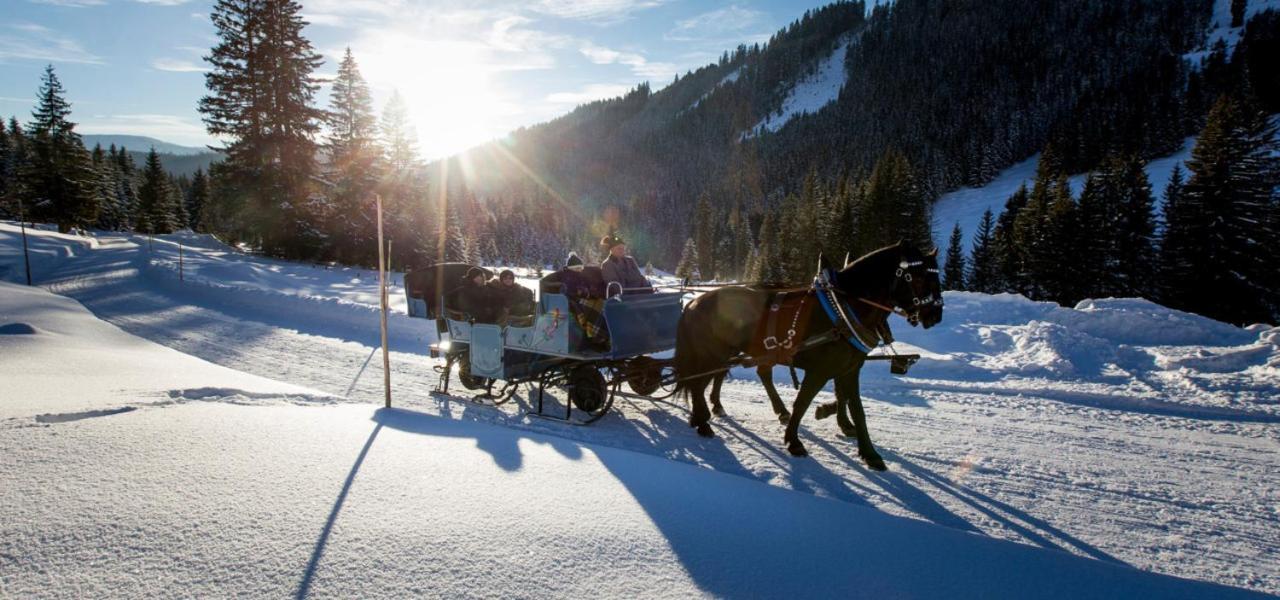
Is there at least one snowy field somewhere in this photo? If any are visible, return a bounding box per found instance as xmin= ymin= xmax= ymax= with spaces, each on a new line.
xmin=2 ymin=221 xmax=1279 ymax=597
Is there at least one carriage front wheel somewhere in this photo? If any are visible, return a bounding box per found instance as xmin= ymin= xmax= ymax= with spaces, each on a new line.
xmin=568 ymin=365 xmax=607 ymax=413
xmin=456 ymin=351 xmax=491 ymax=391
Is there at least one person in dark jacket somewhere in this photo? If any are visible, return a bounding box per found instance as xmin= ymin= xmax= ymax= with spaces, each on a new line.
xmin=599 ymin=234 xmax=652 ymax=295
xmin=487 ymin=269 xmax=535 ymax=318
xmin=456 ymin=267 xmax=498 ymax=323
xmin=557 ymin=252 xmax=609 ymax=350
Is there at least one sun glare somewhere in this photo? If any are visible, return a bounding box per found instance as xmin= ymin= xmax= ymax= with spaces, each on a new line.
xmin=356 ymin=34 xmax=522 ymax=160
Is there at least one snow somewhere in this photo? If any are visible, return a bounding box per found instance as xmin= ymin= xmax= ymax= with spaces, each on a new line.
xmin=746 ymin=34 xmax=855 ymax=136
xmin=1186 ymin=0 xmax=1280 ymax=64
xmin=4 ymin=222 xmax=1280 ymax=596
xmin=932 ymin=137 xmax=1196 ymax=254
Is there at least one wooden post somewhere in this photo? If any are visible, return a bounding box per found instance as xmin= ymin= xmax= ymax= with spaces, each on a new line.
xmin=18 ymin=197 xmax=32 ymax=286
xmin=376 ymin=193 xmax=391 ymax=408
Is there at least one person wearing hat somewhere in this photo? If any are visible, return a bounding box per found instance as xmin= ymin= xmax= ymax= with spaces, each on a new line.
xmin=457 ymin=266 xmax=498 ymax=323
xmin=487 ymin=268 xmax=535 ymax=318
xmin=556 ymin=252 xmax=609 ymax=350
xmin=600 ymin=234 xmax=652 ymax=295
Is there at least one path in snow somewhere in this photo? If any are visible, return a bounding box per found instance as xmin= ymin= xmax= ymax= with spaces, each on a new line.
xmin=3 ymin=223 xmax=1278 ymax=595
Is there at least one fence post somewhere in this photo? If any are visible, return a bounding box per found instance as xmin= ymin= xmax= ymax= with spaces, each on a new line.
xmin=376 ymin=193 xmax=391 ymax=408
xmin=18 ymin=197 xmax=32 ymax=286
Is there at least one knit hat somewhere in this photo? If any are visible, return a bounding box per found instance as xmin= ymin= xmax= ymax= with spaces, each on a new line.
xmin=499 ymin=269 xmax=515 ymax=280
xmin=600 ymin=234 xmax=625 ymax=252
xmin=464 ymin=266 xmax=486 ymax=282
xmin=566 ymin=252 xmax=584 ymax=271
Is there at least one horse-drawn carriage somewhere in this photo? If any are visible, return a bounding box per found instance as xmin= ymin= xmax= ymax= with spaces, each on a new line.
xmin=404 ymin=243 xmax=942 ymax=470
xmin=404 ymin=263 xmax=683 ymax=424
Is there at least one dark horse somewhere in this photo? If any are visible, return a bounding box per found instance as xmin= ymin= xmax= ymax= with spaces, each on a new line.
xmin=672 ymin=242 xmax=943 ymax=470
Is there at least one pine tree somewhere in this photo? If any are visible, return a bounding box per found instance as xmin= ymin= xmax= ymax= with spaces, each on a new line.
xmin=692 ymin=192 xmax=716 ymax=279
xmin=188 ymin=168 xmax=210 ymax=232
xmin=942 ymin=222 xmax=967 ymax=290
xmin=326 ymin=47 xmax=381 ymax=264
xmin=1074 ymin=170 xmax=1114 ymax=299
xmin=676 ymin=238 xmax=700 ymax=281
xmin=1113 ymin=155 xmax=1158 ymax=298
xmin=381 ymin=90 xmax=419 ymax=173
xmin=169 ymin=178 xmax=189 ymax=230
xmin=992 ymin=184 xmax=1028 ymax=293
xmin=858 ymin=149 xmax=931 ymax=254
xmin=968 ymin=208 xmax=998 ymax=293
xmin=1158 ymin=165 xmax=1191 ymax=303
xmin=21 ymin=65 xmax=97 ymax=232
xmin=1166 ymin=95 xmax=1279 ymax=324
xmin=137 ymin=148 xmax=175 ymax=234
xmin=199 ymin=0 xmax=326 ymax=256
xmin=1039 ymin=180 xmax=1081 ymax=304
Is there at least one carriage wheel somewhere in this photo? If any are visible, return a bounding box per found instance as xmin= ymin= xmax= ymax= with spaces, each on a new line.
xmin=625 ymin=356 xmax=663 ymax=396
xmin=457 ymin=351 xmax=490 ymax=391
xmin=568 ymin=365 xmax=607 ymax=413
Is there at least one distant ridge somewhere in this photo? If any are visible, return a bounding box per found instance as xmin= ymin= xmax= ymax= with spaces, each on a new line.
xmin=81 ymin=134 xmax=210 ymax=156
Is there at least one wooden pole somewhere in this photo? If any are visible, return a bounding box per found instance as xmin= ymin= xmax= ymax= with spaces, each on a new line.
xmin=18 ymin=197 xmax=32 ymax=286
xmin=376 ymin=193 xmax=391 ymax=408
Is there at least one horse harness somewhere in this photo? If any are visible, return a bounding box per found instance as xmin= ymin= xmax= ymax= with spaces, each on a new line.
xmin=748 ymin=268 xmax=888 ymax=368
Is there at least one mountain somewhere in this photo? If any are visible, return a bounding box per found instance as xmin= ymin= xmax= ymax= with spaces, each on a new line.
xmin=432 ymin=0 xmax=1221 ymax=267
xmin=81 ymin=135 xmax=210 ymax=156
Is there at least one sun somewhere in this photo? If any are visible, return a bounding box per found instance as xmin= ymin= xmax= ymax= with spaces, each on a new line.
xmin=355 ymin=34 xmax=518 ymax=160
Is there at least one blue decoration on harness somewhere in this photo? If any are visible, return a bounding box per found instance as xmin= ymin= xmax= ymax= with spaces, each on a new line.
xmin=814 ymin=268 xmax=876 ymax=354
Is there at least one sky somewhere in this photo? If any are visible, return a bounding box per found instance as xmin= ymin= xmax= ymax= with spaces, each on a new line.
xmin=0 ymin=0 xmax=835 ymax=160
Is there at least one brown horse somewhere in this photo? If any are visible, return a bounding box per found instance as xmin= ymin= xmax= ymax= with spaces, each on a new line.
xmin=672 ymin=242 xmax=943 ymax=469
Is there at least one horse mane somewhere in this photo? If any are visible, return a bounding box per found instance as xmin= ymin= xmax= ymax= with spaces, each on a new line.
xmin=837 ymin=243 xmax=903 ymax=292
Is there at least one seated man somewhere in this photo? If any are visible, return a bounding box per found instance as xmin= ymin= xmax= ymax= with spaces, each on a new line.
xmin=455 ymin=267 xmax=499 ymax=323
xmin=599 ymin=234 xmax=653 ymax=296
xmin=487 ymin=269 xmax=536 ymax=320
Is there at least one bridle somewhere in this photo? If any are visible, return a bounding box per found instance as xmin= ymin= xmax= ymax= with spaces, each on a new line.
xmin=854 ymin=257 xmax=943 ymax=326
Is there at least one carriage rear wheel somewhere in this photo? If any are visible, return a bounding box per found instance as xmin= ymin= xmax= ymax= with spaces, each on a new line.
xmin=625 ymin=356 xmax=663 ymax=396
xmin=457 ymin=351 xmax=490 ymax=390
xmin=568 ymin=365 xmax=607 ymax=413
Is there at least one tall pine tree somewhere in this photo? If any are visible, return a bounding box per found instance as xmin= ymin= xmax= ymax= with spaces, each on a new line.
xmin=968 ymin=208 xmax=998 ymax=293
xmin=943 ymin=222 xmax=967 ymax=290
xmin=21 ymin=65 xmax=97 ymax=232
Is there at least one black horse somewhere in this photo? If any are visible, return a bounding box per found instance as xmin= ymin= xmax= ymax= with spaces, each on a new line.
xmin=672 ymin=242 xmax=943 ymax=469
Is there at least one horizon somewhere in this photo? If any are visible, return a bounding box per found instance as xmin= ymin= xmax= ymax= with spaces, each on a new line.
xmin=0 ymin=0 xmax=836 ymax=161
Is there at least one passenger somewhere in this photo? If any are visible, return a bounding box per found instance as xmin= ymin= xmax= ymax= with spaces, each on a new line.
xmin=456 ymin=267 xmax=498 ymax=323
xmin=557 ymin=252 xmax=609 ymax=350
xmin=599 ymin=234 xmax=653 ymax=296
xmin=487 ymin=269 xmax=535 ymax=318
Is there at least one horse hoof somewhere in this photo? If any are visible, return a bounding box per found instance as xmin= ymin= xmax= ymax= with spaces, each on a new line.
xmin=712 ymin=405 xmax=726 ymax=417
xmin=786 ymin=440 xmax=809 ymax=457
xmin=776 ymin=411 xmax=791 ymax=425
xmin=696 ymin=423 xmax=715 ymax=438
xmin=814 ymin=403 xmax=835 ymax=420
xmin=861 ymin=453 xmax=887 ymax=471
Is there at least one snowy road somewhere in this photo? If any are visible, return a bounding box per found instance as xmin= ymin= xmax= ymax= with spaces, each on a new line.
xmin=4 ymin=224 xmax=1278 ymax=595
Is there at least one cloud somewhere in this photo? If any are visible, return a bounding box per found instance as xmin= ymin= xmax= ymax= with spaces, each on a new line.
xmin=28 ymin=0 xmax=105 ymax=7
xmin=0 ymin=23 xmax=103 ymax=64
xmin=667 ymin=5 xmax=765 ymax=42
xmin=134 ymin=0 xmax=194 ymax=5
xmin=152 ymin=58 xmax=208 ymax=73
xmin=578 ymin=42 xmax=676 ymax=80
xmin=529 ymin=0 xmax=667 ymax=23
xmin=79 ymin=113 xmax=211 ymax=146
xmin=545 ymin=83 xmax=632 ymax=105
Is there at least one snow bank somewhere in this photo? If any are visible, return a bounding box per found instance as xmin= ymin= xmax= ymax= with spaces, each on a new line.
xmin=747 ymin=34 xmax=855 ymax=136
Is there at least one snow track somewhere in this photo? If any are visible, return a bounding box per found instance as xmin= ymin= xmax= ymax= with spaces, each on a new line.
xmin=4 ymin=223 xmax=1278 ymax=595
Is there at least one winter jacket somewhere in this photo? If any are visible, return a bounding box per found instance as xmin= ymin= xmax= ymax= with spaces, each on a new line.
xmin=487 ymin=280 xmax=536 ymax=316
xmin=556 ymin=267 xmax=606 ymax=299
xmin=601 ymin=255 xmax=652 ymax=294
xmin=456 ymin=280 xmax=499 ymax=323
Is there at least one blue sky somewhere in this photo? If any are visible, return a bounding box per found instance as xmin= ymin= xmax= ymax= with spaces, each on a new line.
xmin=0 ymin=0 xmax=834 ymax=159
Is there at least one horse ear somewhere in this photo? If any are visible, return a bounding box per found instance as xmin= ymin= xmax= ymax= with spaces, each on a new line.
xmin=896 ymin=238 xmax=904 ymax=248
xmin=817 ymin=252 xmax=834 ymax=272
xmin=842 ymin=252 xmax=851 ymax=268
xmin=927 ymin=247 xmax=939 ymax=258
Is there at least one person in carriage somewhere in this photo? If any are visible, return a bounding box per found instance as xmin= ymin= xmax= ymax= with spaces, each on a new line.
xmin=487 ymin=268 xmax=536 ymax=322
xmin=599 ymin=234 xmax=652 ymax=296
xmin=456 ymin=267 xmax=500 ymax=324
xmin=554 ymin=252 xmax=610 ymax=350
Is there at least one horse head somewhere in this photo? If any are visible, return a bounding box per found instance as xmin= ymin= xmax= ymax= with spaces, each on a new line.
xmin=890 ymin=242 xmax=944 ymax=328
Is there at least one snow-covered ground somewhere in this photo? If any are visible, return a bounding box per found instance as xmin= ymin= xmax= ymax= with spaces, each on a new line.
xmin=3 ymin=222 xmax=1279 ymax=596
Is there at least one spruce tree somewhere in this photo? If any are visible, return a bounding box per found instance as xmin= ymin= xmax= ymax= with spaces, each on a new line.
xmin=858 ymin=149 xmax=931 ymax=254
xmin=326 ymin=47 xmax=381 ymax=264
xmin=943 ymin=222 xmax=967 ymax=290
xmin=199 ymin=0 xmax=325 ymax=256
xmin=1113 ymin=155 xmax=1158 ymax=298
xmin=21 ymin=65 xmax=97 ymax=232
xmin=381 ymin=90 xmax=419 ymax=173
xmin=692 ymin=192 xmax=716 ymax=280
xmin=968 ymin=208 xmax=998 ymax=293
xmin=675 ymin=238 xmax=700 ymax=281
xmin=1074 ymin=170 xmax=1114 ymax=299
xmin=992 ymin=184 xmax=1029 ymax=293
xmin=1039 ymin=180 xmax=1081 ymax=305
xmin=188 ymin=168 xmax=210 ymax=232
xmin=1158 ymin=165 xmax=1191 ymax=304
xmin=138 ymin=149 xmax=175 ymax=234
xmin=1168 ymin=95 xmax=1279 ymax=324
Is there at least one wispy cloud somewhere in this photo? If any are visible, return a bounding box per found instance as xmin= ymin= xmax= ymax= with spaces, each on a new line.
xmin=667 ymin=5 xmax=765 ymax=42
xmin=28 ymin=0 xmax=105 ymax=7
xmin=579 ymin=41 xmax=676 ymax=80
xmin=546 ymin=83 xmax=632 ymax=105
xmin=134 ymin=0 xmax=194 ymax=5
xmin=152 ymin=57 xmax=207 ymax=73
xmin=0 ymin=23 xmax=103 ymax=64
xmin=530 ymin=0 xmax=667 ymax=24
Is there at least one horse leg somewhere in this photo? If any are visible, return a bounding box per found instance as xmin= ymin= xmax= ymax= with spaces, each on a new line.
xmin=836 ymin=366 xmax=885 ymax=471
xmin=710 ymin=372 xmax=726 ymax=416
xmin=782 ymin=373 xmax=828 ymax=457
xmin=687 ymin=376 xmax=715 ymax=438
xmin=832 ymin=373 xmax=859 ymax=440
xmin=758 ymin=366 xmax=791 ymax=424
xmin=814 ymin=399 xmax=839 ymax=421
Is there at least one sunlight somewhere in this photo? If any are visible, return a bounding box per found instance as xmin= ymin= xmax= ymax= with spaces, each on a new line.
xmin=355 ymin=34 xmax=524 ymax=160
